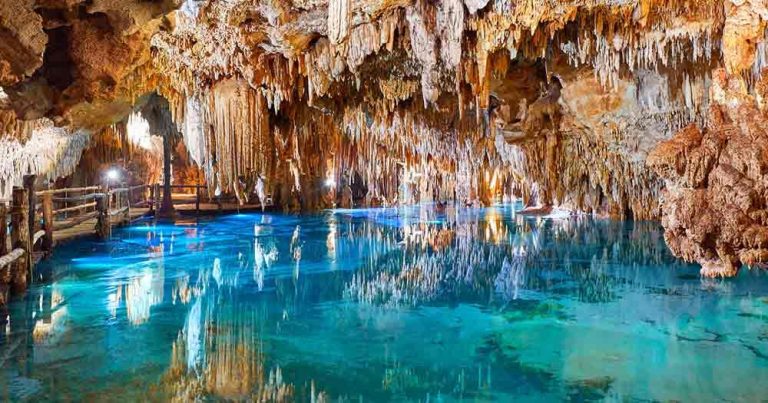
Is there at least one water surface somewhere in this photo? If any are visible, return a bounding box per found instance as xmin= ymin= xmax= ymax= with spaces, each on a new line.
xmin=1 ymin=204 xmax=767 ymax=401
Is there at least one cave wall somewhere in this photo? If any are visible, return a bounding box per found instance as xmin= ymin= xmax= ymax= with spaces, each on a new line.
xmin=1 ymin=0 xmax=768 ymax=275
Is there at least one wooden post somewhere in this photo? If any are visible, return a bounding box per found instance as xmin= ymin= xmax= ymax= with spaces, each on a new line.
xmin=153 ymin=183 xmax=160 ymax=214
xmin=196 ymin=185 xmax=201 ymax=216
xmin=96 ymin=188 xmax=111 ymax=239
xmin=0 ymin=204 xmax=8 ymax=257
xmin=42 ymin=193 xmax=53 ymax=253
xmin=11 ymin=187 xmax=31 ymax=292
xmin=126 ymin=187 xmax=132 ymax=224
xmin=23 ymin=175 xmax=36 ymax=245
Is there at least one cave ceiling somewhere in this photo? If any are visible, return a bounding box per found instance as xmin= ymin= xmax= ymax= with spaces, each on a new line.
xmin=2 ymin=0 xmax=768 ymax=276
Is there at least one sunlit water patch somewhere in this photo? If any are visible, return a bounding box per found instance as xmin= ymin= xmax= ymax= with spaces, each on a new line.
xmin=1 ymin=204 xmax=767 ymax=401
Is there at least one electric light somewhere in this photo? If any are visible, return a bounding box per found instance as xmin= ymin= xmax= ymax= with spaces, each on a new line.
xmin=107 ymin=168 xmax=120 ymax=181
xmin=325 ymin=177 xmax=336 ymax=188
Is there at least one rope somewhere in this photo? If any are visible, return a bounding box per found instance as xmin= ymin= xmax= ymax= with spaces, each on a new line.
xmin=33 ymin=230 xmax=45 ymax=244
xmin=0 ymin=248 xmax=25 ymax=270
xmin=109 ymin=206 xmax=129 ymax=217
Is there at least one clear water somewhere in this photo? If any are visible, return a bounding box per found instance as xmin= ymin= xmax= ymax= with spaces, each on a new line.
xmin=1 ymin=204 xmax=767 ymax=401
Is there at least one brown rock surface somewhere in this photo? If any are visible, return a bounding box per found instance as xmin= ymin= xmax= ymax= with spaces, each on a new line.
xmin=2 ymin=1 xmax=768 ymax=274
xmin=649 ymin=71 xmax=768 ymax=276
xmin=0 ymin=0 xmax=47 ymax=86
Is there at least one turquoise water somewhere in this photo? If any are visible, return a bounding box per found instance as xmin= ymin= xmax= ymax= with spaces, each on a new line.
xmin=1 ymin=204 xmax=767 ymax=401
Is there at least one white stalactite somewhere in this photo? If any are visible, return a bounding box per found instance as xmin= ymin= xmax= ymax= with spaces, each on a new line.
xmin=328 ymin=0 xmax=351 ymax=45
xmin=0 ymin=120 xmax=90 ymax=199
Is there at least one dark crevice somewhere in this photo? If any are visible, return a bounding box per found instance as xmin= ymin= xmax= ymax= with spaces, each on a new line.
xmin=40 ymin=25 xmax=74 ymax=92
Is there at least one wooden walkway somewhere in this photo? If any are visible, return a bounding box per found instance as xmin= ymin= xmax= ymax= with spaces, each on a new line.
xmin=53 ymin=207 xmax=151 ymax=243
xmin=51 ymin=202 xmax=268 ymax=244
xmin=2 ymin=180 xmax=271 ymax=306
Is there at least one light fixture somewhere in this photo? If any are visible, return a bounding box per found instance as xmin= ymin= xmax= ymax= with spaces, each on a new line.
xmin=325 ymin=177 xmax=336 ymax=188
xmin=107 ymin=168 xmax=120 ymax=181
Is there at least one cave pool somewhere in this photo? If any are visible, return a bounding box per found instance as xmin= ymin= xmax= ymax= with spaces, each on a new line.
xmin=1 ymin=203 xmax=767 ymax=401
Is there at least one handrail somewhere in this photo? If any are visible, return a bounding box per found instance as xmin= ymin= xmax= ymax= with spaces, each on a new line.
xmin=110 ymin=184 xmax=152 ymax=194
xmin=0 ymin=248 xmax=24 ymax=270
xmin=53 ymin=202 xmax=97 ymax=215
xmin=36 ymin=186 xmax=100 ymax=196
xmin=8 ymin=182 xmax=201 ymax=251
xmin=53 ymin=193 xmax=103 ymax=203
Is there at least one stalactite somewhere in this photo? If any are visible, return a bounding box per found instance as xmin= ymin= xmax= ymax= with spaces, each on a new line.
xmin=328 ymin=0 xmax=351 ymax=44
xmin=406 ymin=7 xmax=440 ymax=106
xmin=0 ymin=120 xmax=90 ymax=198
xmin=203 ymin=79 xmax=272 ymax=199
xmin=7 ymin=0 xmax=768 ymax=272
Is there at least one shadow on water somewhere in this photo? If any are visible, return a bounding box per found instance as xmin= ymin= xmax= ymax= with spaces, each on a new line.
xmin=1 ymin=204 xmax=767 ymax=401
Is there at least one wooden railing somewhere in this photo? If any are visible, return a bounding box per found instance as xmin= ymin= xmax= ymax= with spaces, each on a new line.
xmin=0 ymin=177 xmax=282 ymax=306
xmin=1 ymin=178 xmax=257 ymax=304
xmin=1 ymin=178 xmax=38 ymax=303
xmin=168 ymin=184 xmax=204 ymax=214
xmin=0 ymin=176 xmax=160 ymax=303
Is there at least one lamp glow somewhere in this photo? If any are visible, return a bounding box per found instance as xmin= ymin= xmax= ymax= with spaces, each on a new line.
xmin=107 ymin=168 xmax=120 ymax=181
xmin=324 ymin=178 xmax=336 ymax=188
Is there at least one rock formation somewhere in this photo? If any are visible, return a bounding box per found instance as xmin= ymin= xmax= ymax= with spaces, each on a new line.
xmin=648 ymin=70 xmax=768 ymax=277
xmin=1 ymin=0 xmax=768 ymax=276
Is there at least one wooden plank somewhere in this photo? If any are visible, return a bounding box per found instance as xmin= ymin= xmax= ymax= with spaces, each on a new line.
xmin=53 ymin=207 xmax=149 ymax=243
xmin=53 ymin=211 xmax=99 ymax=231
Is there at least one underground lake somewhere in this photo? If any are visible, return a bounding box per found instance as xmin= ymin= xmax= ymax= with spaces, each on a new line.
xmin=1 ymin=204 xmax=767 ymax=401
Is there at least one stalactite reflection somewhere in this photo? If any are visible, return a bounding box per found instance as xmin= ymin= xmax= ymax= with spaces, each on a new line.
xmin=5 ymin=205 xmax=748 ymax=401
xmin=160 ymin=301 xmax=332 ymax=402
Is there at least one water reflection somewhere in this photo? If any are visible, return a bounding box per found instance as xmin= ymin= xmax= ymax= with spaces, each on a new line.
xmin=0 ymin=204 xmax=767 ymax=401
xmin=162 ymin=304 xmax=324 ymax=402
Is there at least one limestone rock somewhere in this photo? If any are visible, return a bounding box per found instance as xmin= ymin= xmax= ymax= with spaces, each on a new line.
xmin=2 ymin=0 xmax=768 ymax=275
xmin=649 ymin=72 xmax=768 ymax=276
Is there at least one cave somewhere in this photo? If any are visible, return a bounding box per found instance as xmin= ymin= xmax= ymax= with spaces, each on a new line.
xmin=1 ymin=0 xmax=768 ymax=400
